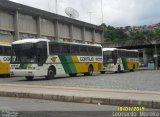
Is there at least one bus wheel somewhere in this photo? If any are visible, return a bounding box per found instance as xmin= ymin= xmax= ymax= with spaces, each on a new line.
xmin=46 ymin=67 xmax=56 ymax=80
xmin=69 ymin=73 xmax=77 ymax=77
xmin=25 ymin=76 xmax=34 ymax=81
xmin=130 ymin=64 xmax=135 ymax=72
xmin=100 ymin=71 xmax=105 ymax=74
xmin=84 ymin=65 xmax=93 ymax=76
xmin=117 ymin=65 xmax=121 ymax=73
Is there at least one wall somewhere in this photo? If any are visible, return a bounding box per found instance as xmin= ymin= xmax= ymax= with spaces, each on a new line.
xmin=0 ymin=4 xmax=103 ymax=44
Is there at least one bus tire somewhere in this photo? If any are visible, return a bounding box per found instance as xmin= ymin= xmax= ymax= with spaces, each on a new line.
xmin=117 ymin=65 xmax=121 ymax=73
xmin=46 ymin=66 xmax=56 ymax=80
xmin=69 ymin=73 xmax=77 ymax=77
xmin=100 ymin=71 xmax=105 ymax=74
xmin=25 ymin=76 xmax=34 ymax=81
xmin=84 ymin=65 xmax=93 ymax=76
xmin=130 ymin=64 xmax=135 ymax=72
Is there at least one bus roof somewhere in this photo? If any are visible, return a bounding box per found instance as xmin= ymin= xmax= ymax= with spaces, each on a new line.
xmin=102 ymin=48 xmax=117 ymax=51
xmin=12 ymin=38 xmax=102 ymax=47
xmin=125 ymin=49 xmax=138 ymax=52
xmin=0 ymin=42 xmax=11 ymax=46
xmin=50 ymin=41 xmax=102 ymax=47
xmin=103 ymin=48 xmax=138 ymax=52
xmin=12 ymin=38 xmax=49 ymax=44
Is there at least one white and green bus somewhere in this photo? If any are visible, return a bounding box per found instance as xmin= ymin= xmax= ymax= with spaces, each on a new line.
xmin=101 ymin=48 xmax=139 ymax=73
xmin=10 ymin=38 xmax=103 ymax=80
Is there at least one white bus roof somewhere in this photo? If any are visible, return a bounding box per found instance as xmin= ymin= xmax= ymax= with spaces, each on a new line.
xmin=125 ymin=49 xmax=138 ymax=52
xmin=103 ymin=48 xmax=138 ymax=52
xmin=12 ymin=38 xmax=102 ymax=47
xmin=102 ymin=48 xmax=117 ymax=51
xmin=60 ymin=41 xmax=102 ymax=47
xmin=0 ymin=42 xmax=11 ymax=46
xmin=12 ymin=38 xmax=49 ymax=44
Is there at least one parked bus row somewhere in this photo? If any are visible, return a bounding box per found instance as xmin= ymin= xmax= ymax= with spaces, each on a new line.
xmin=0 ymin=39 xmax=140 ymax=80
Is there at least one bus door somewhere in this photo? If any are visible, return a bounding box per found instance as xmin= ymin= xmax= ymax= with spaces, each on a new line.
xmin=36 ymin=42 xmax=47 ymax=66
xmin=112 ymin=50 xmax=118 ymax=65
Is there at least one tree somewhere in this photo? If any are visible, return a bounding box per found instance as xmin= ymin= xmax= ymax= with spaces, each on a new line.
xmin=102 ymin=23 xmax=160 ymax=43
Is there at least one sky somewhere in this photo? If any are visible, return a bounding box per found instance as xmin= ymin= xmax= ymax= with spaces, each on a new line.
xmin=10 ymin=0 xmax=160 ymax=27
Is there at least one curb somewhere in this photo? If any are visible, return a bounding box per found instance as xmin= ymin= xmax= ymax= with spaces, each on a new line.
xmin=0 ymin=91 xmax=159 ymax=109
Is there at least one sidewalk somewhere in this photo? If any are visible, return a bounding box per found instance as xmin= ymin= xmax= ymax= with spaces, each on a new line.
xmin=137 ymin=67 xmax=154 ymax=70
xmin=0 ymin=84 xmax=160 ymax=109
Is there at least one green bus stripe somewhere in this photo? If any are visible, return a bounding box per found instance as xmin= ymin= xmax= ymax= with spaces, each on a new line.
xmin=65 ymin=56 xmax=77 ymax=73
xmin=59 ymin=55 xmax=70 ymax=73
xmin=58 ymin=55 xmax=77 ymax=74
xmin=20 ymin=64 xmax=27 ymax=69
xmin=121 ymin=58 xmax=128 ymax=70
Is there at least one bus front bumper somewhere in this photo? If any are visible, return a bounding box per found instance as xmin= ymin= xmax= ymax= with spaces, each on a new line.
xmin=102 ymin=67 xmax=115 ymax=72
xmin=10 ymin=70 xmax=37 ymax=77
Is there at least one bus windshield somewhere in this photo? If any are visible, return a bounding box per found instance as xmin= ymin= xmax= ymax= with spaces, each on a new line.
xmin=103 ymin=51 xmax=113 ymax=63
xmin=103 ymin=50 xmax=117 ymax=64
xmin=11 ymin=43 xmax=36 ymax=63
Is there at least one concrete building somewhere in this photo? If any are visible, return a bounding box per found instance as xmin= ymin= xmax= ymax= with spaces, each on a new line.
xmin=0 ymin=0 xmax=103 ymax=44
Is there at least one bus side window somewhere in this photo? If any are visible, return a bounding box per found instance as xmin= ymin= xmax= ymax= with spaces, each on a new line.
xmin=49 ymin=43 xmax=60 ymax=55
xmin=4 ymin=46 xmax=11 ymax=56
xmin=80 ymin=46 xmax=87 ymax=56
xmin=36 ymin=42 xmax=47 ymax=66
xmin=117 ymin=50 xmax=121 ymax=57
xmin=88 ymin=46 xmax=95 ymax=56
xmin=61 ymin=44 xmax=70 ymax=54
xmin=94 ymin=47 xmax=102 ymax=56
xmin=70 ymin=45 xmax=79 ymax=55
xmin=98 ymin=47 xmax=102 ymax=56
xmin=128 ymin=51 xmax=131 ymax=58
xmin=126 ymin=51 xmax=129 ymax=58
xmin=0 ymin=46 xmax=3 ymax=55
xmin=119 ymin=50 xmax=125 ymax=58
xmin=122 ymin=50 xmax=126 ymax=57
xmin=130 ymin=52 xmax=134 ymax=58
xmin=112 ymin=50 xmax=118 ymax=65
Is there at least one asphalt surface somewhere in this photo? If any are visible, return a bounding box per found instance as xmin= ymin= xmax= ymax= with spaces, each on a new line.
xmin=0 ymin=70 xmax=160 ymax=91
xmin=0 ymin=97 xmax=159 ymax=111
xmin=0 ymin=97 xmax=117 ymax=111
xmin=0 ymin=97 xmax=159 ymax=117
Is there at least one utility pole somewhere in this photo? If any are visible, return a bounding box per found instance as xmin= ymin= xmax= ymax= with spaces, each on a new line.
xmin=101 ymin=0 xmax=104 ymax=24
xmin=88 ymin=12 xmax=94 ymax=23
xmin=101 ymin=0 xmax=105 ymax=43
xmin=55 ymin=0 xmax=58 ymax=14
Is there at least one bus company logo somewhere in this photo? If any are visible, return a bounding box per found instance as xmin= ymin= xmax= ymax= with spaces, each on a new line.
xmin=3 ymin=57 xmax=10 ymax=62
xmin=95 ymin=57 xmax=102 ymax=61
xmin=80 ymin=57 xmax=94 ymax=62
xmin=51 ymin=57 xmax=57 ymax=63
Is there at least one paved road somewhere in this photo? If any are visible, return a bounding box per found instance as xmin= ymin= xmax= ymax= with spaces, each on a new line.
xmin=0 ymin=97 xmax=159 ymax=111
xmin=0 ymin=70 xmax=160 ymax=91
xmin=0 ymin=97 xmax=159 ymax=117
xmin=0 ymin=97 xmax=117 ymax=111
